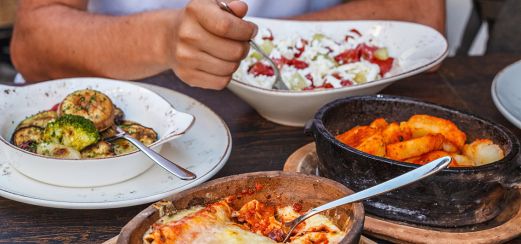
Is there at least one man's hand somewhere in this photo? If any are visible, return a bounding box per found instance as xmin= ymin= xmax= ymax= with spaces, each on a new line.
xmin=11 ymin=0 xmax=256 ymax=89
xmin=169 ymin=0 xmax=257 ymax=89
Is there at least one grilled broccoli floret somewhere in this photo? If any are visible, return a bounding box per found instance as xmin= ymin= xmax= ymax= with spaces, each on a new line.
xmin=43 ymin=114 xmax=100 ymax=151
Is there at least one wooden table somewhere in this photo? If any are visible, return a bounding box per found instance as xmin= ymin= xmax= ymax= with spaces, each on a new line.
xmin=1 ymin=54 xmax=520 ymax=242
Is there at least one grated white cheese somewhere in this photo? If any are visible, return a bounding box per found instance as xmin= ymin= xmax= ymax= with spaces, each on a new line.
xmin=233 ymin=28 xmax=394 ymax=91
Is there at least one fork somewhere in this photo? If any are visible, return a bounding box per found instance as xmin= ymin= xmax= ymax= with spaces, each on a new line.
xmin=110 ymin=126 xmax=197 ymax=180
xmin=282 ymin=156 xmax=452 ymax=242
xmin=217 ymin=1 xmax=289 ymax=90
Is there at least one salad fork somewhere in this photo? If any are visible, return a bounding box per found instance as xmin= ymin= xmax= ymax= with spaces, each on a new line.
xmin=217 ymin=1 xmax=289 ymax=90
xmin=282 ymin=156 xmax=452 ymax=242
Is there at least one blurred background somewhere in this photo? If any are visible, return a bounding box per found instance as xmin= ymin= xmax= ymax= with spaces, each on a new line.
xmin=0 ymin=0 xmax=514 ymax=84
xmin=0 ymin=0 xmax=16 ymax=84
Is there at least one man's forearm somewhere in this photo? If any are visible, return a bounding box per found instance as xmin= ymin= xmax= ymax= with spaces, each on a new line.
xmin=11 ymin=4 xmax=176 ymax=82
xmin=293 ymin=0 xmax=445 ymax=34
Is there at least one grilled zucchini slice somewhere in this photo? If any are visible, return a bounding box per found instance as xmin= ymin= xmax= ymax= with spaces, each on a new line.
xmin=16 ymin=110 xmax=57 ymax=129
xmin=36 ymin=142 xmax=81 ymax=159
xmin=81 ymin=141 xmax=115 ymax=159
xmin=11 ymin=126 xmax=43 ymax=153
xmin=112 ymin=121 xmax=158 ymax=155
xmin=114 ymin=106 xmax=125 ymax=125
xmin=119 ymin=121 xmax=158 ymax=146
xmin=58 ymin=89 xmax=115 ymax=131
xmin=113 ymin=139 xmax=136 ymax=155
xmin=100 ymin=126 xmax=117 ymax=140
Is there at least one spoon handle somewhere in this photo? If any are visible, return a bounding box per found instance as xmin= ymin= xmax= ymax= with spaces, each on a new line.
xmin=294 ymin=156 xmax=451 ymax=226
xmin=120 ymin=131 xmax=196 ymax=180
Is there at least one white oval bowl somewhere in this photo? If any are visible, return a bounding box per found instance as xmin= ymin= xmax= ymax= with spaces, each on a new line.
xmin=228 ymin=18 xmax=448 ymax=127
xmin=0 ymin=78 xmax=194 ymax=187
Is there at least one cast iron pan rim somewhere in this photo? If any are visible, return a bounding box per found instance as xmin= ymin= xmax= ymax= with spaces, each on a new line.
xmin=313 ymin=94 xmax=520 ymax=173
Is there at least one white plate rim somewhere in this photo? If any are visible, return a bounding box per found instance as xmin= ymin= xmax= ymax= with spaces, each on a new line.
xmin=491 ymin=59 xmax=521 ymax=129
xmin=0 ymin=84 xmax=232 ymax=209
xmin=231 ymin=19 xmax=449 ymax=95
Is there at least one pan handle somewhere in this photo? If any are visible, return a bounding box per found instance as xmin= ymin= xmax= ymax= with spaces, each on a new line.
xmin=500 ymin=155 xmax=521 ymax=189
xmin=303 ymin=120 xmax=314 ymax=136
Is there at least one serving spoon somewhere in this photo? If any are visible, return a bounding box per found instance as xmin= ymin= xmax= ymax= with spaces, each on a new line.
xmin=217 ymin=1 xmax=289 ymax=90
xmin=282 ymin=156 xmax=452 ymax=242
xmin=109 ymin=126 xmax=197 ymax=180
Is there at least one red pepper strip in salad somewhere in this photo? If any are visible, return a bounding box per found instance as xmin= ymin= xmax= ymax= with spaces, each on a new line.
xmin=248 ymin=62 xmax=274 ymax=77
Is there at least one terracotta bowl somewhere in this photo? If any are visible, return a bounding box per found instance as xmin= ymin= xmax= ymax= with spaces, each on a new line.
xmin=310 ymin=95 xmax=521 ymax=227
xmin=117 ymin=171 xmax=365 ymax=244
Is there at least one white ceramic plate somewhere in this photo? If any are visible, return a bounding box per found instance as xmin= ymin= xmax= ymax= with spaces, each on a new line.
xmin=0 ymin=84 xmax=231 ymax=209
xmin=228 ymin=18 xmax=448 ymax=126
xmin=492 ymin=59 xmax=521 ymax=130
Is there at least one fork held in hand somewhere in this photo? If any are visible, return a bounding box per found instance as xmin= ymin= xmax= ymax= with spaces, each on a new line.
xmin=217 ymin=1 xmax=289 ymax=90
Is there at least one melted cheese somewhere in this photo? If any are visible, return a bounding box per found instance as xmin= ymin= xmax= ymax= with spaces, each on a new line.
xmin=233 ymin=28 xmax=386 ymax=91
xmin=277 ymin=206 xmax=345 ymax=243
xmin=144 ymin=200 xmax=345 ymax=244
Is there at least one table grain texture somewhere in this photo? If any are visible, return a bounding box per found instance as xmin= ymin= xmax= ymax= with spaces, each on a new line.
xmin=1 ymin=54 xmax=520 ymax=243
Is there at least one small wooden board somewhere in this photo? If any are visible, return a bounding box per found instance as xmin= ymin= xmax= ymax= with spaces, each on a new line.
xmin=285 ymin=142 xmax=521 ymax=244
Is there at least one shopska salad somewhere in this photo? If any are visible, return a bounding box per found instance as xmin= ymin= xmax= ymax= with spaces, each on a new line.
xmin=233 ymin=28 xmax=395 ymax=91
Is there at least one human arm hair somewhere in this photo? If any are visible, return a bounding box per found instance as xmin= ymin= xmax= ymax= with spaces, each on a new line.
xmin=293 ymin=0 xmax=445 ymax=34
xmin=11 ymin=0 xmax=256 ymax=89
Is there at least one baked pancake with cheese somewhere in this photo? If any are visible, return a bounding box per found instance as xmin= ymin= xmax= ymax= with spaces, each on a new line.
xmin=144 ymin=197 xmax=345 ymax=244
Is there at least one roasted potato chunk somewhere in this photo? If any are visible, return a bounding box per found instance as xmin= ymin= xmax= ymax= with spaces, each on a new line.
xmin=386 ymin=134 xmax=444 ymax=161
xmin=406 ymin=151 xmax=474 ymax=167
xmin=382 ymin=122 xmax=412 ymax=144
xmin=442 ymin=141 xmax=459 ymax=153
xmin=463 ymin=139 xmax=504 ymax=166
xmin=355 ymin=133 xmax=386 ymax=157
xmin=336 ymin=126 xmax=378 ymax=147
xmin=405 ymin=114 xmax=466 ymax=149
xmin=369 ymin=118 xmax=389 ymax=130
xmin=404 ymin=150 xmax=450 ymax=165
xmin=450 ymin=153 xmax=474 ymax=167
